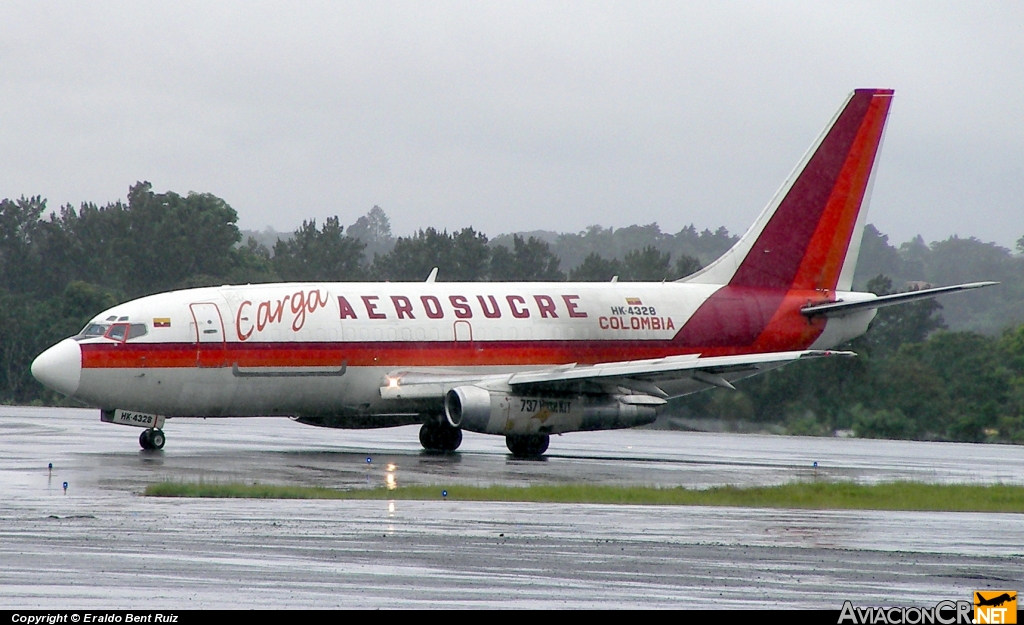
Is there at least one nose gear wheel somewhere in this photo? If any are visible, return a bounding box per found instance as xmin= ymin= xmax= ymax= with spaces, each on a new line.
xmin=139 ymin=428 xmax=165 ymax=450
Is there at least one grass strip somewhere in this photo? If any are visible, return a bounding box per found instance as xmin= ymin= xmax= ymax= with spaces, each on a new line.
xmin=144 ymin=481 xmax=1024 ymax=513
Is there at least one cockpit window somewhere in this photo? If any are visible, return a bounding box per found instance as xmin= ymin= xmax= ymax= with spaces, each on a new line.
xmin=101 ymin=322 xmax=148 ymax=342
xmin=75 ymin=323 xmax=110 ymax=341
xmin=105 ymin=323 xmax=129 ymax=341
xmin=76 ymin=319 xmax=146 ymax=342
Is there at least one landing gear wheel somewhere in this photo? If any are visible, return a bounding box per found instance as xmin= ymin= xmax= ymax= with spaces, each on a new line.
xmin=139 ymin=428 xmax=165 ymax=450
xmin=506 ymin=434 xmax=549 ymax=458
xmin=419 ymin=422 xmax=463 ymax=452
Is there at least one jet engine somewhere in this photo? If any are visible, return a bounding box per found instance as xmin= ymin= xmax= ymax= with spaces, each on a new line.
xmin=443 ymin=385 xmax=659 ymax=436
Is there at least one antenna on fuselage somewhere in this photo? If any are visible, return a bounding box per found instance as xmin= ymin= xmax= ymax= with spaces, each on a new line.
xmin=425 ymin=267 xmax=438 ymax=283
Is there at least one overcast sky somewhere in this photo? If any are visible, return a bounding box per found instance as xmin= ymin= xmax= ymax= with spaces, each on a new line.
xmin=2 ymin=2 xmax=1022 ymax=248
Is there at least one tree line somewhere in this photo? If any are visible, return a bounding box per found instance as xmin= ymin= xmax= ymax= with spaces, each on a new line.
xmin=266 ymin=207 xmax=711 ymax=284
xmin=2 ymin=183 xmax=1023 ymax=443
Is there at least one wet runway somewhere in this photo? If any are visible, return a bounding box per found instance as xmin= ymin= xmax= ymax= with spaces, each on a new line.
xmin=2 ymin=406 xmax=1022 ymax=608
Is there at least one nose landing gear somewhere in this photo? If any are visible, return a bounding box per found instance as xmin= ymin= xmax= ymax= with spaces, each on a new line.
xmin=139 ymin=428 xmax=166 ymax=451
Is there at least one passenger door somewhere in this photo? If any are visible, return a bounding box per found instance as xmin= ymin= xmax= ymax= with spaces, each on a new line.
xmin=189 ymin=303 xmax=227 ymax=368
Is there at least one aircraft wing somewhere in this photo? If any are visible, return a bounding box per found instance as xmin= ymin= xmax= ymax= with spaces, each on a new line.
xmin=381 ymin=349 xmax=853 ymax=401
xmin=506 ymin=349 xmax=852 ymax=393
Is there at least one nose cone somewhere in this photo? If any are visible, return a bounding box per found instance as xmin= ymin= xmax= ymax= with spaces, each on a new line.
xmin=31 ymin=338 xmax=82 ymax=396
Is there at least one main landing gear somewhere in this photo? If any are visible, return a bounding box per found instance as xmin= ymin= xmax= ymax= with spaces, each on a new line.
xmin=419 ymin=421 xmax=463 ymax=453
xmin=139 ymin=428 xmax=165 ymax=451
xmin=506 ymin=434 xmax=549 ymax=458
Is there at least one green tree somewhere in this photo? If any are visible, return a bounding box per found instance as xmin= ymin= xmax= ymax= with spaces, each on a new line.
xmin=228 ymin=237 xmax=279 ymax=284
xmin=117 ymin=183 xmax=242 ymax=295
xmin=0 ymin=291 xmax=54 ymax=402
xmin=922 ymin=235 xmax=1022 ymax=334
xmin=347 ymin=205 xmax=394 ymax=260
xmin=57 ymin=281 xmax=119 ymax=332
xmin=851 ymin=406 xmax=915 ymax=439
xmin=915 ymin=332 xmax=1008 ymax=441
xmin=998 ymin=324 xmax=1024 ymax=442
xmin=40 ymin=201 xmax=126 ymax=294
xmin=674 ymin=254 xmax=702 ymax=279
xmin=490 ymin=235 xmax=565 ymax=281
xmin=671 ymin=225 xmax=737 ymax=265
xmin=541 ymin=222 xmax=733 ymax=275
xmin=567 ymin=249 xmax=699 ymax=281
xmin=857 ymin=275 xmax=945 ymax=358
xmin=851 ymin=224 xmax=906 ymax=288
xmin=620 ymin=246 xmax=672 ymax=281
xmin=447 ymin=227 xmax=491 ymax=281
xmin=898 ymin=234 xmax=930 ymax=280
xmin=273 ymin=217 xmax=366 ymax=282
xmin=0 ymin=196 xmax=46 ymax=295
xmin=372 ymin=227 xmax=488 ymax=282
xmin=569 ymin=253 xmax=621 ymax=281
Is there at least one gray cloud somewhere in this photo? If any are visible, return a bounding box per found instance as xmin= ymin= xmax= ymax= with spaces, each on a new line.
xmin=2 ymin=1 xmax=1021 ymax=247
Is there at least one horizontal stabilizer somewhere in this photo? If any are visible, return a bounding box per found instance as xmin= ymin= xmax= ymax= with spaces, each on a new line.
xmin=800 ymin=282 xmax=998 ymax=318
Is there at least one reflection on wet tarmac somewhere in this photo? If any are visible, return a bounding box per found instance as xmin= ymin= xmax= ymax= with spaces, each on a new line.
xmin=1 ymin=406 xmax=1022 ymax=608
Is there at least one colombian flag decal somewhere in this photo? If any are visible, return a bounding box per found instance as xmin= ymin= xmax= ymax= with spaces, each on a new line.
xmin=626 ymin=297 xmax=643 ymax=306
xmin=153 ymin=318 xmax=171 ymax=328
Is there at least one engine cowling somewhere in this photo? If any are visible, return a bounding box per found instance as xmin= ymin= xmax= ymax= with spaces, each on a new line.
xmin=444 ymin=385 xmax=659 ymax=435
xmin=443 ymin=385 xmax=492 ymax=429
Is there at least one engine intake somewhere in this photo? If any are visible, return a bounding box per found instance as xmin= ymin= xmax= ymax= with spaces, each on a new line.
xmin=444 ymin=385 xmax=492 ymax=430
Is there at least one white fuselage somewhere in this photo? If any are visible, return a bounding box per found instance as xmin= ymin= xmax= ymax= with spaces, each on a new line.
xmin=38 ymin=281 xmax=875 ymax=421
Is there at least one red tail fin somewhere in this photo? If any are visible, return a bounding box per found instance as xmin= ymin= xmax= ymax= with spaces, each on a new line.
xmin=684 ymin=89 xmax=893 ymax=291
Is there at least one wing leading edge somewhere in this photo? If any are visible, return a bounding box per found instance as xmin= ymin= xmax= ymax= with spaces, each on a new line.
xmin=380 ymin=349 xmax=854 ymax=401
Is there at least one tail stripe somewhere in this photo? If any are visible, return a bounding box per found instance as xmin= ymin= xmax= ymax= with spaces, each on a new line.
xmin=673 ymin=89 xmax=894 ymax=350
xmin=730 ymin=89 xmax=892 ymax=290
xmin=791 ymin=92 xmax=892 ymax=291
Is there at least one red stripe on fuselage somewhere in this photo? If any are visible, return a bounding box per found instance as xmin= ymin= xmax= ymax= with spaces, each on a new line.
xmin=672 ymin=287 xmax=830 ymax=349
xmin=82 ymin=340 xmax=708 ymax=369
xmin=81 ymin=288 xmax=834 ymax=369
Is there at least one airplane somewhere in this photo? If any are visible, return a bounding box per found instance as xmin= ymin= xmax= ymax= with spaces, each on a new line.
xmin=30 ymin=88 xmax=995 ymax=457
